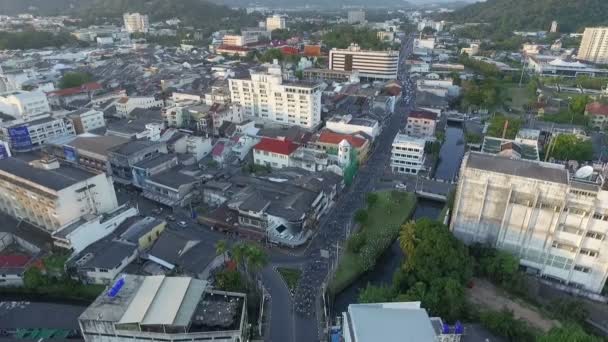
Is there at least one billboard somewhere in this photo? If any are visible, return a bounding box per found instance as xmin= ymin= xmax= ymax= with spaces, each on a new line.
xmin=63 ymin=145 xmax=78 ymax=163
xmin=8 ymin=125 xmax=32 ymax=151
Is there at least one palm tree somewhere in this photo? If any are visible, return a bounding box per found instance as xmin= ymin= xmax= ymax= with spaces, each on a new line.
xmin=215 ymin=240 xmax=228 ymax=265
xmin=398 ymin=220 xmax=418 ymax=266
xmin=245 ymin=244 xmax=268 ymax=279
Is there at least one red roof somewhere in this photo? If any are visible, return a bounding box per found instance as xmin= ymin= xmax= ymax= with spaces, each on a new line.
xmin=303 ymin=45 xmax=321 ymax=57
xmin=586 ymin=102 xmax=608 ymax=116
xmin=212 ymin=142 xmax=225 ymax=157
xmin=281 ymin=46 xmax=299 ymax=56
xmin=408 ymin=110 xmax=438 ymax=121
xmin=47 ymin=82 xmax=102 ymax=97
xmin=0 ymin=254 xmax=32 ymax=268
xmin=318 ymin=130 xmax=367 ymax=148
xmin=254 ymin=137 xmax=298 ymax=155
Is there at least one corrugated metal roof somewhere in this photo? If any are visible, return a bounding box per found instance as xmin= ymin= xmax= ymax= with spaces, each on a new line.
xmin=118 ymin=275 xmax=164 ymax=324
xmin=141 ymin=277 xmax=191 ymax=325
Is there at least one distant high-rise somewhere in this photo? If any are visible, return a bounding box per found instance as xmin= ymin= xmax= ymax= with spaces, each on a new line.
xmin=347 ymin=10 xmax=365 ymax=24
xmin=578 ymin=27 xmax=608 ymax=65
xmin=123 ymin=12 xmax=149 ymax=33
xmin=550 ymin=20 xmax=559 ymax=33
xmin=329 ymin=43 xmax=400 ymax=81
xmin=265 ymin=14 xmax=286 ymax=32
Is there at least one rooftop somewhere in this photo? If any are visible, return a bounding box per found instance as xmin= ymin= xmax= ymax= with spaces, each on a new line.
xmin=66 ymin=135 xmax=129 ymax=157
xmin=74 ymin=239 xmax=137 ymax=270
xmin=466 ymin=152 xmax=568 ymax=184
xmin=408 ymin=110 xmax=438 ymax=121
xmin=133 ymin=153 xmax=177 ymax=169
xmin=318 ymin=130 xmax=367 ymax=148
xmin=0 ymin=157 xmax=97 ymax=192
xmin=586 ymin=102 xmax=608 ymax=116
xmin=109 ymin=140 xmax=163 ymax=156
xmin=147 ymin=168 xmax=198 ymax=189
xmin=119 ymin=216 xmax=165 ymax=243
xmin=254 ymin=137 xmax=299 ymax=155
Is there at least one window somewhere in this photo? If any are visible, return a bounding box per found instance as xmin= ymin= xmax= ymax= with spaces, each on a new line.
xmin=580 ymin=249 xmax=599 ymax=258
xmin=573 ymin=265 xmax=591 ymax=273
xmin=586 ymin=231 xmax=605 ymax=240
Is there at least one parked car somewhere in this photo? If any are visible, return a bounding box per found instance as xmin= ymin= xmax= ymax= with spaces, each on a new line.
xmin=177 ymin=221 xmax=188 ymax=228
xmin=395 ymin=183 xmax=407 ymax=190
xmin=166 ymin=215 xmax=176 ymax=222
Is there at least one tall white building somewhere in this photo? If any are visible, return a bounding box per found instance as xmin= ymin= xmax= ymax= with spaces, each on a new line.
xmin=0 ymin=157 xmax=118 ymax=232
xmin=266 ymin=14 xmax=286 ymax=32
xmin=578 ymin=27 xmax=608 ymax=65
xmin=0 ymin=90 xmax=50 ymax=121
xmin=123 ymin=12 xmax=149 ymax=33
xmin=347 ymin=10 xmax=365 ymax=24
xmin=329 ymin=43 xmax=400 ymax=81
xmin=68 ymin=108 xmax=106 ymax=134
xmin=390 ymin=134 xmax=426 ymax=175
xmin=550 ymin=20 xmax=559 ymax=33
xmin=229 ymin=62 xmax=323 ymax=128
xmin=451 ymin=152 xmax=608 ymax=294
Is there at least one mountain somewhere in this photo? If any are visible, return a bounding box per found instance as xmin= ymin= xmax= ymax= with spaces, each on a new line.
xmin=444 ymin=0 xmax=608 ymax=33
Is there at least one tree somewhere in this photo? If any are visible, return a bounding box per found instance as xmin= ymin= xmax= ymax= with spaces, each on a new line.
xmin=347 ymin=232 xmax=366 ymax=253
xmin=480 ymin=309 xmax=536 ymax=342
xmin=59 ymin=71 xmax=92 ymax=89
xmin=548 ymin=134 xmax=593 ymax=162
xmin=366 ymin=193 xmax=378 ymax=207
xmin=538 ymin=323 xmax=601 ymax=342
xmin=23 ymin=267 xmax=46 ymax=288
xmin=271 ymin=29 xmax=291 ymax=40
xmin=215 ymin=269 xmax=246 ymax=292
xmin=354 ymin=209 xmax=368 ymax=225
xmin=322 ymin=25 xmax=389 ymax=50
xmin=259 ymin=48 xmax=284 ymax=63
xmin=215 ymin=239 xmax=228 ymax=265
xmin=358 ymin=284 xmax=394 ymax=303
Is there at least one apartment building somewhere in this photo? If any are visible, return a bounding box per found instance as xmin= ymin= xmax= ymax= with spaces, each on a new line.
xmin=266 ymin=14 xmax=286 ymax=32
xmin=1 ymin=115 xmax=75 ymax=152
xmin=451 ymin=152 xmax=608 ymax=294
xmin=229 ymin=63 xmax=322 ymax=129
xmin=123 ymin=12 xmax=149 ymax=33
xmin=390 ymin=134 xmax=426 ymax=175
xmin=67 ymin=108 xmax=105 ymax=134
xmin=329 ymin=43 xmax=400 ymax=80
xmin=577 ymin=27 xmax=608 ymax=65
xmin=405 ymin=110 xmax=437 ymax=138
xmin=0 ymin=157 xmax=118 ymax=232
xmin=347 ymin=10 xmax=365 ymax=24
xmin=0 ymin=90 xmax=50 ymax=121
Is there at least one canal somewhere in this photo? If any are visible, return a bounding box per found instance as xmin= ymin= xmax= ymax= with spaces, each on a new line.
xmin=332 ymin=123 xmax=466 ymax=314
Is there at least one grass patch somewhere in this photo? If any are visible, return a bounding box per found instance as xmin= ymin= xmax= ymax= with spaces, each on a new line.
xmin=277 ymin=267 xmax=301 ymax=293
xmin=328 ymin=191 xmax=416 ymax=295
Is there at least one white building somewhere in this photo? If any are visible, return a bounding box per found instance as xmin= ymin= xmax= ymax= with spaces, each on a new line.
xmin=527 ymin=55 xmax=608 ymax=78
xmin=1 ymin=114 xmax=76 ymax=152
xmin=0 ymin=157 xmax=118 ymax=232
xmin=578 ymin=27 xmax=608 ymax=65
xmin=68 ymin=108 xmax=106 ymax=134
xmin=414 ymin=38 xmax=436 ymax=50
xmin=406 ymin=110 xmax=438 ymax=138
xmin=115 ymin=96 xmax=163 ymax=117
xmin=253 ymin=137 xmax=299 ymax=169
xmin=550 ymin=20 xmax=559 ymax=33
xmin=326 ymin=115 xmax=380 ymax=140
xmin=347 ymin=10 xmax=365 ymax=24
xmin=222 ymin=34 xmax=247 ymax=47
xmin=417 ymin=19 xmax=445 ymax=32
xmin=329 ymin=43 xmax=400 ymax=81
xmin=229 ymin=62 xmax=323 ymax=129
xmin=0 ymin=90 xmax=50 ymax=121
xmin=390 ymin=134 xmax=426 ymax=175
xmin=266 ymin=14 xmax=286 ymax=32
xmin=342 ymin=301 xmax=461 ymax=342
xmin=79 ymin=275 xmax=247 ymax=342
xmin=123 ymin=12 xmax=149 ymax=33
xmin=460 ymin=43 xmax=479 ymax=56
xmin=451 ymin=152 xmax=608 ymax=295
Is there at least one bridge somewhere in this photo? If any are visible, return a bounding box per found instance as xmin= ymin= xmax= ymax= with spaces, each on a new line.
xmin=379 ymin=175 xmax=456 ymax=203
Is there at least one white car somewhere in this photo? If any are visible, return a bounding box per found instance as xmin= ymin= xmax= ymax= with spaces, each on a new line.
xmin=395 ymin=183 xmax=407 ymax=190
xmin=177 ymin=221 xmax=188 ymax=228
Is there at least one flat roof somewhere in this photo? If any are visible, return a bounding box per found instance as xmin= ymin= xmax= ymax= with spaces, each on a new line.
xmin=147 ymin=168 xmax=198 ymax=189
xmin=0 ymin=158 xmax=97 ymax=191
xmin=466 ymin=152 xmax=568 ymax=184
xmin=67 ymin=135 xmax=129 ymax=157
xmin=133 ymin=153 xmax=176 ymax=169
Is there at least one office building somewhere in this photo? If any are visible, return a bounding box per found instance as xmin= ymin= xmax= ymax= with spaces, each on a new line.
xmin=340 ymin=301 xmax=462 ymax=342
xmin=0 ymin=90 xmax=50 ymax=121
xmin=0 ymin=157 xmax=118 ymax=232
xmin=67 ymin=108 xmax=106 ymax=134
xmin=266 ymin=14 xmax=286 ymax=32
xmin=405 ymin=110 xmax=437 ymax=138
xmin=390 ymin=134 xmax=426 ymax=175
xmin=229 ymin=62 xmax=323 ymax=129
xmin=451 ymin=152 xmax=608 ymax=294
xmin=79 ymin=275 xmax=247 ymax=342
xmin=1 ymin=114 xmax=75 ymax=152
xmin=347 ymin=10 xmax=365 ymax=24
xmin=578 ymin=27 xmax=608 ymax=65
xmin=123 ymin=13 xmax=149 ymax=33
xmin=329 ymin=43 xmax=400 ymax=81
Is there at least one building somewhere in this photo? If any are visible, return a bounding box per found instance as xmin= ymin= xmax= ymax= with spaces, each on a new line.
xmin=1 ymin=114 xmax=76 ymax=152
xmin=340 ymin=301 xmax=462 ymax=342
xmin=315 ymin=130 xmax=370 ymax=163
xmin=115 ymin=96 xmax=163 ymax=117
xmin=329 ymin=44 xmax=400 ymax=81
xmin=550 ymin=20 xmax=559 ymax=33
xmin=253 ymin=137 xmax=299 ymax=169
xmin=527 ymin=55 xmax=608 ymax=78
xmin=326 ymin=115 xmax=380 ymax=140
xmin=71 ymin=239 xmax=138 ymax=285
xmin=347 ymin=10 xmax=365 ymax=24
xmin=302 ymin=68 xmax=357 ymax=82
xmin=107 ymin=140 xmax=168 ymax=184
xmin=229 ymin=62 xmax=323 ymax=129
xmin=78 ymin=275 xmax=248 ymax=342
xmin=68 ymin=108 xmax=105 ymax=134
xmin=0 ymin=157 xmax=118 ymax=232
xmin=216 ymin=45 xmax=250 ymax=57
xmin=417 ymin=19 xmax=445 ymax=32
xmin=46 ymin=135 xmax=130 ymax=175
xmin=460 ymin=43 xmax=479 ymax=56
xmin=266 ymin=14 xmax=286 ymax=32
xmin=222 ymin=34 xmax=248 ymax=47
xmin=405 ymin=110 xmax=437 ymax=138
xmin=390 ymin=134 xmax=426 ymax=175
xmin=143 ymin=168 xmax=200 ymax=207
xmin=46 ymin=82 xmax=103 ymax=108
xmin=123 ymin=12 xmax=149 ymax=33
xmin=585 ymin=102 xmax=608 ymax=129
xmin=578 ymin=27 xmax=608 ymax=65
xmin=0 ymin=90 xmax=50 ymax=121
xmin=451 ymin=152 xmax=608 ymax=294
xmin=132 ymin=153 xmax=179 ymax=188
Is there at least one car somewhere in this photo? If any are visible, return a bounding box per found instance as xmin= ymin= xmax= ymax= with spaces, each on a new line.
xmin=177 ymin=221 xmax=188 ymax=228
xmin=166 ymin=215 xmax=176 ymax=222
xmin=395 ymin=183 xmax=407 ymax=190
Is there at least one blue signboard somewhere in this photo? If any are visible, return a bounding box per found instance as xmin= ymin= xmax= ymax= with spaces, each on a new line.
xmin=0 ymin=143 xmax=8 ymax=160
xmin=63 ymin=145 xmax=78 ymax=163
xmin=8 ymin=125 xmax=32 ymax=151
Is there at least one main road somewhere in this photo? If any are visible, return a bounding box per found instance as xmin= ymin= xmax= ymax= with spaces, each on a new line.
xmin=262 ymin=36 xmax=416 ymax=342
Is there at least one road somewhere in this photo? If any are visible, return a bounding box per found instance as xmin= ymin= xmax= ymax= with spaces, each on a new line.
xmin=262 ymin=36 xmax=417 ymax=342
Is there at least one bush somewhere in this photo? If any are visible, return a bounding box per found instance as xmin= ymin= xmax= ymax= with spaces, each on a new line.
xmin=347 ymin=232 xmax=366 ymax=253
xmin=480 ymin=309 xmax=536 ymax=342
xmin=354 ymin=209 xmax=368 ymax=224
